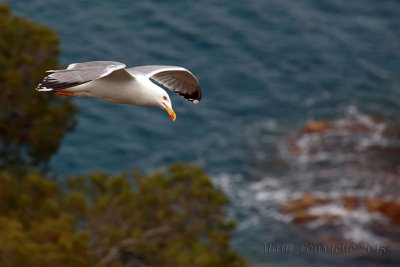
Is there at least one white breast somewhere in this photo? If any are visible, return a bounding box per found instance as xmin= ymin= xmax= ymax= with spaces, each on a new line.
xmin=66 ymin=73 xmax=163 ymax=107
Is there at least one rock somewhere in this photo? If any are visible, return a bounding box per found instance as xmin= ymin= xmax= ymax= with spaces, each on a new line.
xmin=303 ymin=121 xmax=331 ymax=133
xmin=381 ymin=202 xmax=400 ymax=226
xmin=282 ymin=193 xmax=332 ymax=213
xmin=370 ymin=116 xmax=387 ymax=124
xmin=342 ymin=196 xmax=359 ymax=210
xmin=286 ymin=138 xmax=302 ymax=155
xmin=284 ymin=194 xmax=400 ymax=228
xmin=321 ymin=213 xmax=340 ymax=222
xmin=365 ymin=198 xmax=383 ymax=212
xmin=366 ymin=198 xmax=400 ymax=226
xmin=292 ymin=211 xmax=319 ymax=224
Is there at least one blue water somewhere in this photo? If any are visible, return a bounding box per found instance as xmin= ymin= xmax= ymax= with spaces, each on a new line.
xmin=6 ymin=0 xmax=400 ymax=265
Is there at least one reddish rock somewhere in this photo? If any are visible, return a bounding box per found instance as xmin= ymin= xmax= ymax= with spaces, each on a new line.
xmin=366 ymin=198 xmax=400 ymax=226
xmin=292 ymin=211 xmax=319 ymax=224
xmin=341 ymin=196 xmax=359 ymax=210
xmin=321 ymin=213 xmax=340 ymax=222
xmin=380 ymin=202 xmax=400 ymax=226
xmin=365 ymin=198 xmax=384 ymax=212
xmin=370 ymin=116 xmax=387 ymax=124
xmin=341 ymin=124 xmax=370 ymax=133
xmin=286 ymin=138 xmax=302 ymax=155
xmin=303 ymin=121 xmax=331 ymax=133
xmin=282 ymin=193 xmax=332 ymax=213
xmin=283 ymin=193 xmax=400 ymax=229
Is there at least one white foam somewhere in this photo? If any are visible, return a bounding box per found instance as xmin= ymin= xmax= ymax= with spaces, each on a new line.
xmin=344 ymin=226 xmax=387 ymax=245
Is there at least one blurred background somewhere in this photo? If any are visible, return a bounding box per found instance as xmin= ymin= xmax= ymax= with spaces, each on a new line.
xmin=3 ymin=0 xmax=400 ymax=265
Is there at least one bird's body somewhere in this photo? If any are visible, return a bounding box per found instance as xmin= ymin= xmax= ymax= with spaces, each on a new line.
xmin=36 ymin=61 xmax=202 ymax=120
xmin=64 ymin=69 xmax=161 ymax=106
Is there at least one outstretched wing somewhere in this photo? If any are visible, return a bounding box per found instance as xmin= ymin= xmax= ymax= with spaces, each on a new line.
xmin=36 ymin=61 xmax=129 ymax=91
xmin=128 ymin=65 xmax=202 ymax=103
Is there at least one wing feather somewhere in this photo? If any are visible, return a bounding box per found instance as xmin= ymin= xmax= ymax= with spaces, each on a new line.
xmin=127 ymin=65 xmax=202 ymax=103
xmin=37 ymin=61 xmax=127 ymax=91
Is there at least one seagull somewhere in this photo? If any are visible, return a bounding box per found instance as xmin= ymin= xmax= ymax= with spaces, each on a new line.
xmin=36 ymin=61 xmax=202 ymax=121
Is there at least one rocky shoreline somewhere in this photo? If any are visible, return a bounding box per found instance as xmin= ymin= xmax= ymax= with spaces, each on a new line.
xmin=282 ymin=193 xmax=400 ymax=227
xmin=278 ymin=115 xmax=400 ymax=248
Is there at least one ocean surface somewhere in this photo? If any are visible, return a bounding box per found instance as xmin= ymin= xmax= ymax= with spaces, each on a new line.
xmin=6 ymin=0 xmax=400 ymax=265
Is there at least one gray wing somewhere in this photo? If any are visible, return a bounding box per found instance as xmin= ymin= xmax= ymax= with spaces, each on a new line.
xmin=128 ymin=65 xmax=202 ymax=103
xmin=36 ymin=61 xmax=129 ymax=91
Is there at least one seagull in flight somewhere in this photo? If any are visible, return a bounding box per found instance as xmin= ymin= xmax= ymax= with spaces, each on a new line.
xmin=36 ymin=61 xmax=202 ymax=121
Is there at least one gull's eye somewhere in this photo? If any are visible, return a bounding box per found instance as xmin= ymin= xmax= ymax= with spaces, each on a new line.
xmin=163 ymin=96 xmax=168 ymax=101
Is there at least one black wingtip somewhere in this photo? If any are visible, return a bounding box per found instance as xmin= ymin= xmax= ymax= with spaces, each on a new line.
xmin=180 ymin=86 xmax=202 ymax=103
xmin=37 ymin=75 xmax=88 ymax=91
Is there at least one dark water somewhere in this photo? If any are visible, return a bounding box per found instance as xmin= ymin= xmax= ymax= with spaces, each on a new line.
xmin=6 ymin=0 xmax=400 ymax=265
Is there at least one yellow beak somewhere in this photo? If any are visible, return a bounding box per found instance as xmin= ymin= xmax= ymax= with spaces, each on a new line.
xmin=164 ymin=104 xmax=176 ymax=121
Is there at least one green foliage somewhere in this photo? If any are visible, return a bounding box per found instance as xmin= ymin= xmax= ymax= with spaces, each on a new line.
xmin=69 ymin=163 xmax=246 ymax=266
xmin=0 ymin=165 xmax=246 ymax=266
xmin=0 ymin=4 xmax=77 ymax=172
xmin=0 ymin=172 xmax=91 ymax=266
